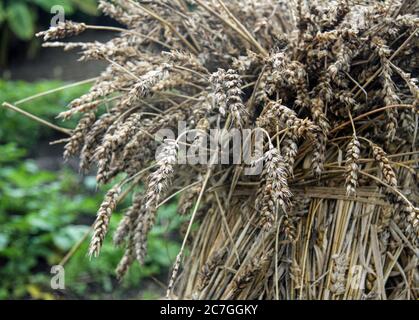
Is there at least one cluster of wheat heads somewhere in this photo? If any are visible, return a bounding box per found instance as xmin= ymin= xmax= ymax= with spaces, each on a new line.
xmin=32 ymin=0 xmax=419 ymax=299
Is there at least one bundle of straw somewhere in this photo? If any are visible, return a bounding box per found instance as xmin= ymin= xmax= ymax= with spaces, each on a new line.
xmin=4 ymin=0 xmax=418 ymax=299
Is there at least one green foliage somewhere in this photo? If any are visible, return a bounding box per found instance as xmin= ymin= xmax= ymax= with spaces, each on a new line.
xmin=0 ymin=143 xmax=93 ymax=298
xmin=0 ymin=3 xmax=5 ymax=24
xmin=0 ymin=80 xmax=183 ymax=299
xmin=0 ymin=143 xmax=182 ymax=299
xmin=0 ymin=79 xmax=91 ymax=148
xmin=64 ymin=203 xmax=183 ymax=299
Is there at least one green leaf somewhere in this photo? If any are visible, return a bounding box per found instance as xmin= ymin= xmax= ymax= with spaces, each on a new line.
xmin=6 ymin=3 xmax=35 ymax=40
xmin=0 ymin=143 xmax=26 ymax=163
xmin=0 ymin=2 xmax=5 ymax=24
xmin=0 ymin=234 xmax=9 ymax=250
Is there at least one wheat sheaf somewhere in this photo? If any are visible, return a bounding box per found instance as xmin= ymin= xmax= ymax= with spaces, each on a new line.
xmin=4 ymin=0 xmax=418 ymax=300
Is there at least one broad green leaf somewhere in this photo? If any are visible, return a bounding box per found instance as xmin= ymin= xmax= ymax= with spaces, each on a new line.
xmin=71 ymin=0 xmax=98 ymax=16
xmin=7 ymin=3 xmax=35 ymax=40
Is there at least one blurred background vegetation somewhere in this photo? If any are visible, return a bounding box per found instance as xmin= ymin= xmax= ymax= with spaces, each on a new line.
xmin=0 ymin=0 xmax=182 ymax=299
